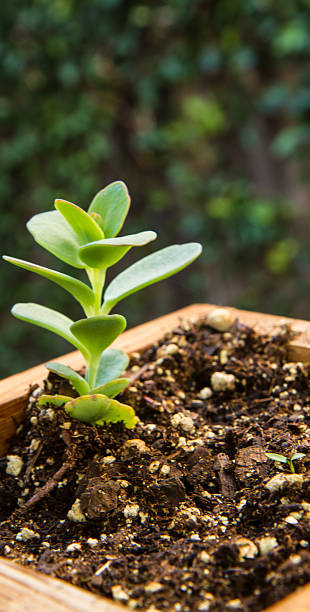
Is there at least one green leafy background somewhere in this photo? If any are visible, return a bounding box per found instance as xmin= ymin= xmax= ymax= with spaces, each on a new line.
xmin=2 ymin=0 xmax=310 ymax=376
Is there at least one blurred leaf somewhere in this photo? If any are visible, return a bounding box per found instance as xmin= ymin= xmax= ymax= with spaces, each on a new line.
xmin=272 ymin=125 xmax=310 ymax=157
xmin=265 ymin=238 xmax=299 ymax=274
xmin=274 ymin=22 xmax=310 ymax=55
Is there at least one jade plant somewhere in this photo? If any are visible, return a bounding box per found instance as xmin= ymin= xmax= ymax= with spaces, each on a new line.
xmin=3 ymin=181 xmax=202 ymax=428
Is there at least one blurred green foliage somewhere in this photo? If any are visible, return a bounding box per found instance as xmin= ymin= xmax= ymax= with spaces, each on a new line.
xmin=1 ymin=0 xmax=310 ymax=376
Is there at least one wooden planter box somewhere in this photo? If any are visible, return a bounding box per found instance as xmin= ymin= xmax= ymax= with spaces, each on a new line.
xmin=1 ymin=303 xmax=310 ymax=612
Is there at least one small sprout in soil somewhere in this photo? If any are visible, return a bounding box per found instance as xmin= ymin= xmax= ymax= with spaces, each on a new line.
xmin=4 ymin=181 xmax=202 ymax=428
xmin=265 ymin=452 xmax=306 ymax=473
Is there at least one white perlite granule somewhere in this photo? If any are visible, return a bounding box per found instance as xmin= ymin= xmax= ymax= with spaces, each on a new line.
xmin=170 ymin=412 xmax=195 ymax=433
xmin=66 ymin=542 xmax=81 ymax=552
xmin=257 ymin=536 xmax=278 ymax=555
xmin=67 ymin=499 xmax=86 ymax=522
xmin=211 ymin=372 xmax=235 ymax=392
xmin=6 ymin=455 xmax=23 ymax=476
xmin=111 ymin=585 xmax=129 ymax=602
xmin=198 ymin=387 xmax=213 ymax=400
xmin=123 ymin=504 xmax=140 ymax=518
xmin=16 ymin=528 xmax=40 ymax=542
xmin=207 ymin=308 xmax=235 ymax=332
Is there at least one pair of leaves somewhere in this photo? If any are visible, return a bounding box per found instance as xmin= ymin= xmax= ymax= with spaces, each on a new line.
xmin=11 ymin=305 xmax=126 ymax=363
xmin=46 ymin=348 xmax=129 ymax=396
xmin=38 ymin=393 xmax=137 ymax=428
xmin=8 ymin=243 xmax=202 ymax=325
xmin=266 ymin=452 xmax=305 ymax=464
xmin=27 ymin=181 xmax=132 ymax=269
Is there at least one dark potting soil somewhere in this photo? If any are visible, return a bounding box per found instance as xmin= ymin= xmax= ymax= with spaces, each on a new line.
xmin=1 ymin=314 xmax=310 ymax=612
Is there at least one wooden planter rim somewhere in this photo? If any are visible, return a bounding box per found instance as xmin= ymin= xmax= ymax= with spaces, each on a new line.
xmin=1 ymin=303 xmax=310 ymax=611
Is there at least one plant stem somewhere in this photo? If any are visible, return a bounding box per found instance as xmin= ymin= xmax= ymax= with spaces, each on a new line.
xmin=289 ymin=459 xmax=295 ymax=473
xmin=87 ymin=268 xmax=106 ymax=315
xmin=87 ymin=354 xmax=100 ymax=390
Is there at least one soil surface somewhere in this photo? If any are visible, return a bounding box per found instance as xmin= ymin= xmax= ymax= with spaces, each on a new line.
xmin=1 ymin=313 xmax=310 ymax=612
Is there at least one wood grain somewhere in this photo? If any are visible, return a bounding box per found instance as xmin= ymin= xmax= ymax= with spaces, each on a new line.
xmin=0 ymin=557 xmax=124 ymax=611
xmin=1 ymin=303 xmax=310 ymax=611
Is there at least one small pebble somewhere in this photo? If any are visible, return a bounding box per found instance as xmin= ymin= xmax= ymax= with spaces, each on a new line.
xmin=220 ymin=349 xmax=228 ymax=365
xmin=198 ymin=593 xmax=215 ymax=611
xmin=31 ymin=387 xmax=43 ymax=399
xmin=123 ymin=504 xmax=140 ymax=518
xmin=198 ymin=387 xmax=213 ymax=400
xmin=160 ymin=464 xmax=170 ymax=476
xmin=111 ymin=585 xmax=129 ymax=603
xmin=290 ymin=554 xmax=302 ymax=565
xmin=144 ymin=581 xmax=163 ymax=594
xmin=86 ymin=538 xmax=99 ymax=548
xmin=235 ymin=537 xmax=258 ymax=560
xmin=226 ymin=599 xmax=242 ymax=610
xmin=6 ymin=455 xmax=23 ymax=477
xmin=157 ymin=343 xmax=179 ymax=357
xmin=148 ymin=461 xmax=160 ymax=473
xmin=257 ymin=536 xmax=278 ymax=555
xmin=211 ymin=372 xmax=235 ymax=392
xmin=29 ymin=439 xmax=40 ymax=452
xmin=171 ymin=412 xmax=195 ymax=433
xmin=66 ymin=542 xmax=81 ymax=552
xmin=122 ymin=439 xmax=149 ymax=454
xmin=39 ymin=408 xmax=56 ymax=422
xmin=67 ymin=499 xmax=86 ymax=523
xmin=16 ymin=528 xmax=40 ymax=542
xmin=199 ymin=551 xmax=212 ymax=563
xmin=284 ymin=515 xmax=299 ymax=525
xmin=207 ymin=308 xmax=235 ymax=332
xmin=102 ymin=455 xmax=116 ymax=464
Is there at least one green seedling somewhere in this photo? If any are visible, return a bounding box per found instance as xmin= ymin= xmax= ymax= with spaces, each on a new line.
xmin=265 ymin=452 xmax=305 ymax=474
xmin=4 ymin=181 xmax=202 ymax=428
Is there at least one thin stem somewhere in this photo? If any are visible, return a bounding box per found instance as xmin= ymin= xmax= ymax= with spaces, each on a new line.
xmin=86 ymin=268 xmax=106 ymax=315
xmin=86 ymin=354 xmax=100 ymax=390
xmin=100 ymin=299 xmax=114 ymax=315
xmin=289 ymin=459 xmax=295 ymax=473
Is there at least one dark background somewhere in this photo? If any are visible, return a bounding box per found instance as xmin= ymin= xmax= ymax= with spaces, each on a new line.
xmin=1 ymin=0 xmax=310 ymax=377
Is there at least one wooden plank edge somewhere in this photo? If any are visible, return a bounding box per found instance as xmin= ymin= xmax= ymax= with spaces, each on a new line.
xmin=0 ymin=557 xmax=125 ymax=612
xmin=265 ymin=582 xmax=310 ymax=612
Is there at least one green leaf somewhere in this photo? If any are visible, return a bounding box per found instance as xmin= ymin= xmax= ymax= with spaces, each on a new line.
xmin=27 ymin=210 xmax=84 ymax=268
xmin=38 ymin=394 xmax=73 ymax=408
xmin=94 ymin=348 xmax=129 ymax=387
xmin=103 ymin=242 xmax=202 ymax=310
xmin=55 ymin=199 xmax=104 ymax=244
xmin=70 ymin=314 xmax=126 ymax=362
xmin=3 ymin=256 xmax=95 ymax=314
xmin=265 ymin=452 xmax=288 ymax=464
xmin=79 ymin=231 xmax=157 ymax=269
xmin=291 ymin=453 xmax=306 ymax=461
xmin=45 ymin=362 xmax=90 ymax=396
xmin=11 ymin=303 xmax=87 ymax=355
xmin=92 ymin=378 xmax=129 ymax=397
xmin=65 ymin=394 xmax=137 ymax=428
xmin=88 ymin=181 xmax=130 ymax=238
